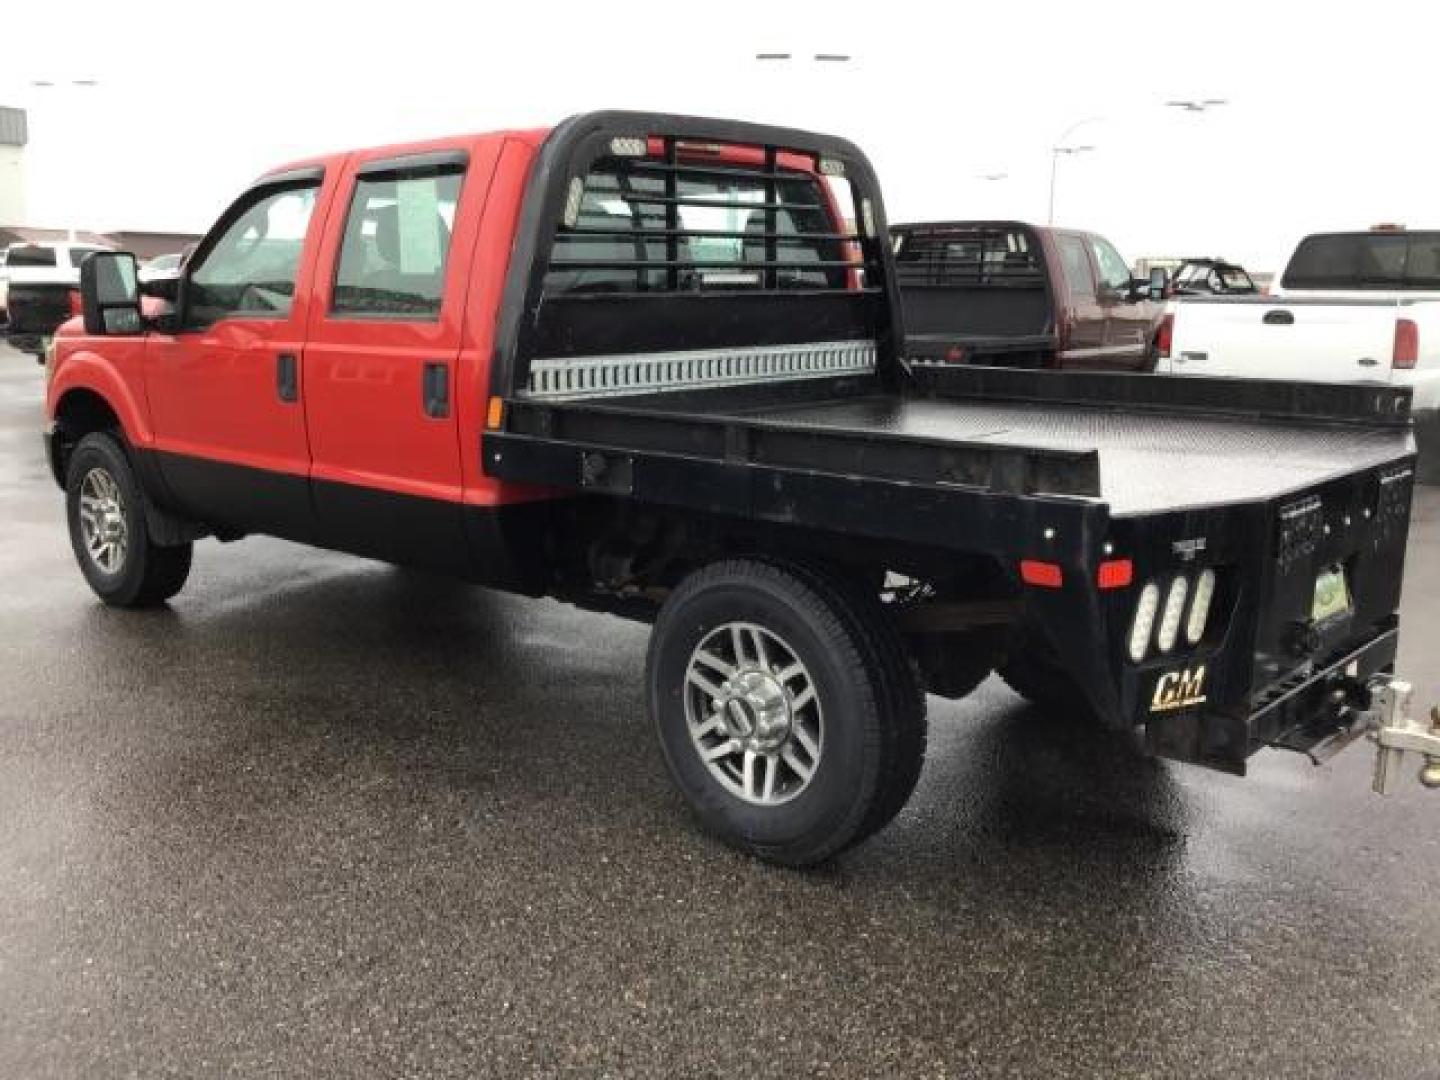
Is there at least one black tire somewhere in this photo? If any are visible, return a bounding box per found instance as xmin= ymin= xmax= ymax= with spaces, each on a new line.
xmin=647 ymin=558 xmax=925 ymax=866
xmin=997 ymin=626 xmax=1102 ymax=725
xmin=65 ymin=432 xmax=192 ymax=608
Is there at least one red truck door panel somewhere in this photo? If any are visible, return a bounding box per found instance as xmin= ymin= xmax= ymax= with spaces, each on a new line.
xmin=302 ymin=142 xmax=498 ymax=573
xmin=144 ymin=170 xmax=335 ymax=538
xmin=1053 ymin=233 xmax=1107 ymax=366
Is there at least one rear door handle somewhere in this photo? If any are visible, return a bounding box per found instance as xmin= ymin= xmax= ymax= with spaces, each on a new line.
xmin=1358 ymin=356 xmax=1378 ymax=366
xmin=1263 ymin=309 xmax=1295 ymax=325
xmin=422 ymin=361 xmax=450 ymax=419
xmin=276 ymin=353 xmax=298 ymax=403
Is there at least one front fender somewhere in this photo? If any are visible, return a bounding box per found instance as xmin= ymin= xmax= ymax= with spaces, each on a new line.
xmin=46 ymin=346 xmax=154 ymax=447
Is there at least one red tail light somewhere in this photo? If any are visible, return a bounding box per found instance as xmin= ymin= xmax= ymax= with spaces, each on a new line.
xmin=1020 ymin=559 xmax=1064 ymax=589
xmin=1155 ymin=312 xmax=1174 ymax=359
xmin=67 ymin=289 xmax=83 ymax=317
xmin=1096 ymin=558 xmax=1134 ymax=590
xmin=1393 ymin=318 xmax=1418 ymax=369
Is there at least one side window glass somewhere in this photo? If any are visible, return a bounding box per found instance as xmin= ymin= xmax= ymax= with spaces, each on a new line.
xmin=188 ymin=185 xmax=319 ymax=324
xmin=1057 ymin=236 xmax=1095 ymax=299
xmin=332 ymin=168 xmax=463 ymax=319
xmin=1090 ymin=237 xmax=1132 ymax=292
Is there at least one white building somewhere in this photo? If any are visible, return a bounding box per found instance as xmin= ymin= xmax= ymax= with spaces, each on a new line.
xmin=0 ymin=107 xmax=27 ymax=227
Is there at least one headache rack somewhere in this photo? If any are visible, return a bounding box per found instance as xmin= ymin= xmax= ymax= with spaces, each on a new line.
xmin=894 ymin=224 xmax=1046 ymax=289
xmin=491 ymin=113 xmax=902 ymax=403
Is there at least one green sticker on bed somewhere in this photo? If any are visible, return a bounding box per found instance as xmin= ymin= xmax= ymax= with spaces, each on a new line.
xmin=1312 ymin=564 xmax=1351 ymax=622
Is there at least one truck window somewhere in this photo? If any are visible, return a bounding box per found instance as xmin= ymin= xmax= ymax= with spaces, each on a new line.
xmin=6 ymin=245 xmax=58 ymax=268
xmin=1056 ymin=235 xmax=1095 ymax=298
xmin=1089 ymin=237 xmax=1131 ymax=293
xmin=332 ymin=168 xmax=463 ymax=319
xmin=1282 ymin=232 xmax=1440 ymax=290
xmin=545 ymin=159 xmax=848 ymax=295
xmin=188 ymin=184 xmax=319 ymax=324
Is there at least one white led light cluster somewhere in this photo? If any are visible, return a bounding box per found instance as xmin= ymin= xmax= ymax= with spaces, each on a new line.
xmin=1128 ymin=569 xmax=1218 ymax=662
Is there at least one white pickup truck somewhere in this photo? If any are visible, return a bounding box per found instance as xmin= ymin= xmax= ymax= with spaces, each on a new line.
xmin=1159 ymin=229 xmax=1440 ymax=480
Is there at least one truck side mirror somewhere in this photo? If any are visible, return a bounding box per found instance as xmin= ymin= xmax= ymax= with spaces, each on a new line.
xmin=1147 ymin=267 xmax=1169 ymax=299
xmin=80 ymin=252 xmax=144 ymax=335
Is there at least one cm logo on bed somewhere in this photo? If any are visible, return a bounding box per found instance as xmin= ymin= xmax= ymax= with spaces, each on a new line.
xmin=1151 ymin=666 xmax=1207 ymax=712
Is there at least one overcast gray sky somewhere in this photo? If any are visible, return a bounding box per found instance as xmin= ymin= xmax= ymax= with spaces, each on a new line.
xmin=4 ymin=0 xmax=1436 ymax=271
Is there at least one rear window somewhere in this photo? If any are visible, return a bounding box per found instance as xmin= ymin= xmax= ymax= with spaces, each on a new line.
xmin=893 ymin=227 xmax=1042 ymax=287
xmin=1282 ymin=232 xmax=1440 ymax=290
xmin=6 ymin=245 xmax=57 ymax=268
xmin=544 ymin=158 xmax=855 ymax=295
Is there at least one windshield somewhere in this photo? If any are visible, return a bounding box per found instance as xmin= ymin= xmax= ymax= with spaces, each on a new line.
xmin=1282 ymin=232 xmax=1440 ymax=290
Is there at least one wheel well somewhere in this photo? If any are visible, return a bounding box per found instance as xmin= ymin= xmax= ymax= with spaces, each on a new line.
xmin=51 ymin=389 xmax=122 ymax=486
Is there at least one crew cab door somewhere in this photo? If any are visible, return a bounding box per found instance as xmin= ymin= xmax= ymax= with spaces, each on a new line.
xmin=145 ymin=170 xmax=333 ymax=538
xmin=302 ymin=144 xmax=495 ymax=573
xmin=1090 ymin=234 xmax=1153 ymax=368
xmin=1053 ymin=233 xmax=1108 ymax=366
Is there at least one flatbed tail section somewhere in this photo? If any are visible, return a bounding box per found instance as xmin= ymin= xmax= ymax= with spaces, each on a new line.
xmin=479 ymin=111 xmax=1417 ymax=778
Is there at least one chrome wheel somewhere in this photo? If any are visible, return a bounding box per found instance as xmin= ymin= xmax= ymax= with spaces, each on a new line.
xmin=684 ymin=622 xmax=823 ymax=806
xmin=78 ymin=467 xmax=127 ymax=575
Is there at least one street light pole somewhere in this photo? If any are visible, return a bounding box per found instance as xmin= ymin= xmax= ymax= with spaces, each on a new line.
xmin=1046 ymin=117 xmax=1100 ymax=226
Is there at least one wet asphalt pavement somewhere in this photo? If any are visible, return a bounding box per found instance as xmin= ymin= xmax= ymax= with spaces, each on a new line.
xmin=1 ymin=345 xmax=1438 ymax=1079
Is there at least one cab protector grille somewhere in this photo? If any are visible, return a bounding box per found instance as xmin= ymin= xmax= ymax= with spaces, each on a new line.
xmin=524 ymin=340 xmax=876 ymax=400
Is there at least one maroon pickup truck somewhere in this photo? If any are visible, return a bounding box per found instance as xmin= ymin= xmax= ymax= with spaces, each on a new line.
xmin=892 ymin=220 xmax=1167 ymax=370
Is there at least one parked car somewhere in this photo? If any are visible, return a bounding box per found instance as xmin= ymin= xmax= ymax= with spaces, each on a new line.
xmin=0 ymin=240 xmax=110 ymax=359
xmin=1168 ymin=257 xmax=1258 ymax=296
xmin=1159 ymin=228 xmax=1440 ymax=481
xmin=890 ymin=220 xmax=1166 ymax=370
xmin=43 ymin=113 xmax=1433 ymax=866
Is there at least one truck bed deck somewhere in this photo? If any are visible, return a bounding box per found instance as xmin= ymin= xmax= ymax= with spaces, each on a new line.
xmin=718 ymin=391 xmax=1411 ymax=515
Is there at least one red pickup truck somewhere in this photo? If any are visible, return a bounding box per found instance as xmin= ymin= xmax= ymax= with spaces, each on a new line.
xmin=44 ymin=112 xmax=1433 ymax=865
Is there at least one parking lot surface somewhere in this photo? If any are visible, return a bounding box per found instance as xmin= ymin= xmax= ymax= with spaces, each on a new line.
xmin=1 ymin=344 xmax=1437 ymax=1078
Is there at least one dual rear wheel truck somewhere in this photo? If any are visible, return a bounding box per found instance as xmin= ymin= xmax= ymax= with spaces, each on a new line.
xmin=45 ymin=112 xmax=1439 ymax=866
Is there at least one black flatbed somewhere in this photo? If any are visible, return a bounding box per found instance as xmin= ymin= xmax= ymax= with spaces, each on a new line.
xmin=717 ymin=389 xmax=1411 ymax=516
xmin=487 ymin=365 xmax=1415 ymax=573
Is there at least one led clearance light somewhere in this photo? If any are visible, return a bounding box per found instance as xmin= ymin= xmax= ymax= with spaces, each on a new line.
xmin=1129 ymin=581 xmax=1161 ymax=662
xmin=1157 ymin=576 xmax=1189 ymax=654
xmin=1020 ymin=560 xmax=1064 ymax=588
xmin=562 ymin=176 xmax=585 ymax=228
xmin=1097 ymin=558 xmax=1134 ymax=590
xmin=1185 ymin=569 xmax=1217 ymax=645
xmin=486 ymin=396 xmax=505 ymax=431
xmin=608 ymin=136 xmax=647 ymax=157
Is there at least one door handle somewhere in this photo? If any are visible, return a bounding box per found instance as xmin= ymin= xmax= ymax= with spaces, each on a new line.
xmin=422 ymin=362 xmax=450 ymax=419
xmin=276 ymin=353 xmax=298 ymax=403
xmin=1358 ymin=356 xmax=1378 ymax=367
xmin=1263 ymin=309 xmax=1295 ymax=325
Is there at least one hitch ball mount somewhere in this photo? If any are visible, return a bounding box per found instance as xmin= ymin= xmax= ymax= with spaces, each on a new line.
xmin=1364 ymin=679 xmax=1440 ymax=794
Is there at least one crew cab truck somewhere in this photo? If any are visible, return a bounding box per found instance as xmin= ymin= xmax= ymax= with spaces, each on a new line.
xmin=1161 ymin=229 xmax=1440 ymax=482
xmin=46 ymin=113 xmax=1438 ymax=867
xmin=891 ymin=220 xmax=1165 ymax=370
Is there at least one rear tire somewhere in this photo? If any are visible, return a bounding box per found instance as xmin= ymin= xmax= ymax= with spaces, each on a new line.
xmin=66 ymin=432 xmax=192 ymax=608
xmin=647 ymin=558 xmax=926 ymax=866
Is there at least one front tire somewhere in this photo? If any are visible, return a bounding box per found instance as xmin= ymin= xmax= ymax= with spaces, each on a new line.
xmin=647 ymin=559 xmax=925 ymax=866
xmin=66 ymin=432 xmax=192 ymax=607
